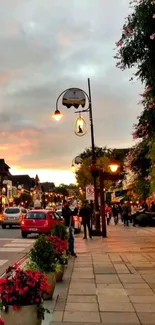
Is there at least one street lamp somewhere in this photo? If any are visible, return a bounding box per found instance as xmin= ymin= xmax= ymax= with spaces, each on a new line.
xmin=100 ymin=161 xmax=120 ymax=237
xmin=52 ymin=78 xmax=98 ymax=214
xmin=52 ymin=109 xmax=63 ymax=121
xmin=109 ymin=162 xmax=120 ymax=173
xmin=71 ymin=156 xmax=82 ymax=173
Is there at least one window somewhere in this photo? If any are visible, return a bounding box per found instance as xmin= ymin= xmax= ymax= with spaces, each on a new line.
xmin=49 ymin=213 xmax=55 ymax=219
xmin=25 ymin=213 xmax=46 ymax=220
xmin=54 ymin=212 xmax=61 ymax=220
xmin=5 ymin=208 xmax=20 ymax=214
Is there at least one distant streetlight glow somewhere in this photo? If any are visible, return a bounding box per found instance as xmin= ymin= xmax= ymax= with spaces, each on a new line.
xmin=52 ymin=110 xmax=63 ymax=121
xmin=109 ymin=162 xmax=119 ymax=173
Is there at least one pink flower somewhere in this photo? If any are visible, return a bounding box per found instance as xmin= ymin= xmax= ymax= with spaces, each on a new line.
xmin=150 ymin=33 xmax=155 ymax=40
xmin=115 ymin=40 xmax=123 ymax=47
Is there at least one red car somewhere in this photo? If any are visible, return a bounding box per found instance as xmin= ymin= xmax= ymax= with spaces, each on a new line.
xmin=20 ymin=209 xmax=64 ymax=238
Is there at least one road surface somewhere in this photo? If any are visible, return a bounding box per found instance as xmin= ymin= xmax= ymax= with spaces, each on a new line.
xmin=0 ymin=226 xmax=36 ymax=276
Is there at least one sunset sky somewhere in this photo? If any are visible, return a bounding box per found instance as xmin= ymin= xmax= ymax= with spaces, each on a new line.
xmin=0 ymin=0 xmax=142 ymax=185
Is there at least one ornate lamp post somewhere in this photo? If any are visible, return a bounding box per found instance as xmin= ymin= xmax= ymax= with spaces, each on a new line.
xmin=52 ymin=78 xmax=98 ymax=215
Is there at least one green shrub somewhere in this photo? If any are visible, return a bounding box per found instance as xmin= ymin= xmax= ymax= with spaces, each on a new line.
xmin=29 ymin=235 xmax=56 ymax=272
xmin=135 ymin=214 xmax=149 ymax=227
xmin=51 ymin=224 xmax=69 ymax=241
xmin=24 ymin=261 xmax=41 ymax=272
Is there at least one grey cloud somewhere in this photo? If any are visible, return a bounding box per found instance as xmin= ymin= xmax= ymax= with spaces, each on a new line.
xmin=0 ymin=0 xmax=142 ymax=169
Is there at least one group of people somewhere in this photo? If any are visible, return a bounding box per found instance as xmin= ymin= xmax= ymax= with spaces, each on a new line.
xmin=61 ymin=199 xmax=155 ymax=258
xmin=105 ymin=200 xmax=155 ymax=227
xmin=105 ymin=202 xmax=136 ymax=226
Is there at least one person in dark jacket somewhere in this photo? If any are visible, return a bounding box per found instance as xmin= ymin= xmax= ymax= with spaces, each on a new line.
xmin=122 ymin=202 xmax=131 ymax=226
xmin=62 ymin=201 xmax=77 ymax=257
xmin=73 ymin=205 xmax=79 ymax=216
xmin=112 ymin=205 xmax=118 ymax=225
xmin=62 ymin=200 xmax=72 ymax=227
xmin=79 ymin=200 xmax=92 ymax=239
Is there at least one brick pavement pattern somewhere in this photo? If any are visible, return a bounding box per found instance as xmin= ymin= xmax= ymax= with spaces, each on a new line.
xmin=42 ymin=225 xmax=155 ymax=325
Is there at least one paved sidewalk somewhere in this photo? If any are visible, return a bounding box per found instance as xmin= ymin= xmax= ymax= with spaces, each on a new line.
xmin=43 ymin=225 xmax=155 ymax=325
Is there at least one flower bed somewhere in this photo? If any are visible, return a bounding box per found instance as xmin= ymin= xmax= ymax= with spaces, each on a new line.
xmin=0 ymin=265 xmax=50 ymax=324
xmin=0 ymin=225 xmax=70 ymax=323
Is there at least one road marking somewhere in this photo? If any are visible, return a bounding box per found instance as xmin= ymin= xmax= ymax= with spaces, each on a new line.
xmin=0 ymin=238 xmax=17 ymax=241
xmin=0 ymin=260 xmax=8 ymax=266
xmin=11 ymin=239 xmax=35 ymax=243
xmin=4 ymin=243 xmax=31 ymax=247
xmin=0 ymin=248 xmax=25 ymax=252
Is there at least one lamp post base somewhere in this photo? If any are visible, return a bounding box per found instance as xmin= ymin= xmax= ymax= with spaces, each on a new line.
xmin=102 ymin=228 xmax=107 ymax=238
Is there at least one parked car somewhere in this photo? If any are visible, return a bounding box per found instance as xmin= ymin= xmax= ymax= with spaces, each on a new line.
xmin=0 ymin=213 xmax=3 ymax=224
xmin=20 ymin=209 xmax=64 ymax=238
xmin=56 ymin=208 xmax=81 ymax=233
xmin=1 ymin=207 xmax=27 ymax=229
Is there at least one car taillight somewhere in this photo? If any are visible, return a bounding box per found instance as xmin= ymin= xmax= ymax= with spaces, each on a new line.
xmin=20 ymin=213 xmax=23 ymax=220
xmin=44 ymin=220 xmax=48 ymax=226
xmin=73 ymin=216 xmax=78 ymax=221
xmin=21 ymin=220 xmax=25 ymax=225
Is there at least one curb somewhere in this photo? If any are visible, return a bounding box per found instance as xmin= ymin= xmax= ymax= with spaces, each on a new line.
xmin=0 ymin=255 xmax=28 ymax=278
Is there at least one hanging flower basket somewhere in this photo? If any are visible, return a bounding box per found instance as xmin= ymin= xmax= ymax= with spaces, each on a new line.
xmin=89 ymin=164 xmax=99 ymax=177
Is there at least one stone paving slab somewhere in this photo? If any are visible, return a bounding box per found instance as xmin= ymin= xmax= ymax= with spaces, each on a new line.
xmin=126 ymin=288 xmax=155 ymax=296
xmin=118 ymin=274 xmax=145 ymax=284
xmin=99 ymin=302 xmax=134 ymax=312
xmin=129 ymin=296 xmax=155 ymax=303
xmin=137 ymin=313 xmax=155 ymax=324
xmin=100 ymin=312 xmax=140 ymax=324
xmin=63 ymin=311 xmax=101 ymax=323
xmin=95 ymin=274 xmax=120 ymax=284
xmin=134 ymin=304 xmax=155 ymax=313
xmin=67 ymin=296 xmax=97 ymax=303
xmin=69 ymin=283 xmax=96 ymax=295
xmin=65 ymin=302 xmax=99 ymax=312
xmin=123 ymin=283 xmax=150 ymax=289
xmin=94 ymin=267 xmax=116 ymax=274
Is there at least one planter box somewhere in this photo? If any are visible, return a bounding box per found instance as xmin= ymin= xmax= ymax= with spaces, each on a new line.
xmin=1 ymin=305 xmax=41 ymax=325
xmin=44 ymin=272 xmax=56 ymax=300
xmin=56 ymin=264 xmax=65 ymax=282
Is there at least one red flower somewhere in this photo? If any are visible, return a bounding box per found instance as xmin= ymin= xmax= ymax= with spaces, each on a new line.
xmin=0 ymin=265 xmax=50 ymax=311
xmin=0 ymin=318 xmax=5 ymax=325
xmin=46 ymin=236 xmax=68 ymax=257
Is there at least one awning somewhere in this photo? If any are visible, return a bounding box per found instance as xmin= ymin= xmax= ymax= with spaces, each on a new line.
xmin=112 ymin=196 xmax=125 ymax=203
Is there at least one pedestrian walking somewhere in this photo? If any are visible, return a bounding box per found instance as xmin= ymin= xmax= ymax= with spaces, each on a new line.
xmin=131 ymin=203 xmax=138 ymax=226
xmin=112 ymin=204 xmax=118 ymax=225
xmin=105 ymin=204 xmax=112 ymax=225
xmin=118 ymin=204 xmax=123 ymax=222
xmin=79 ymin=200 xmax=92 ymax=239
xmin=122 ymin=202 xmax=131 ymax=226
